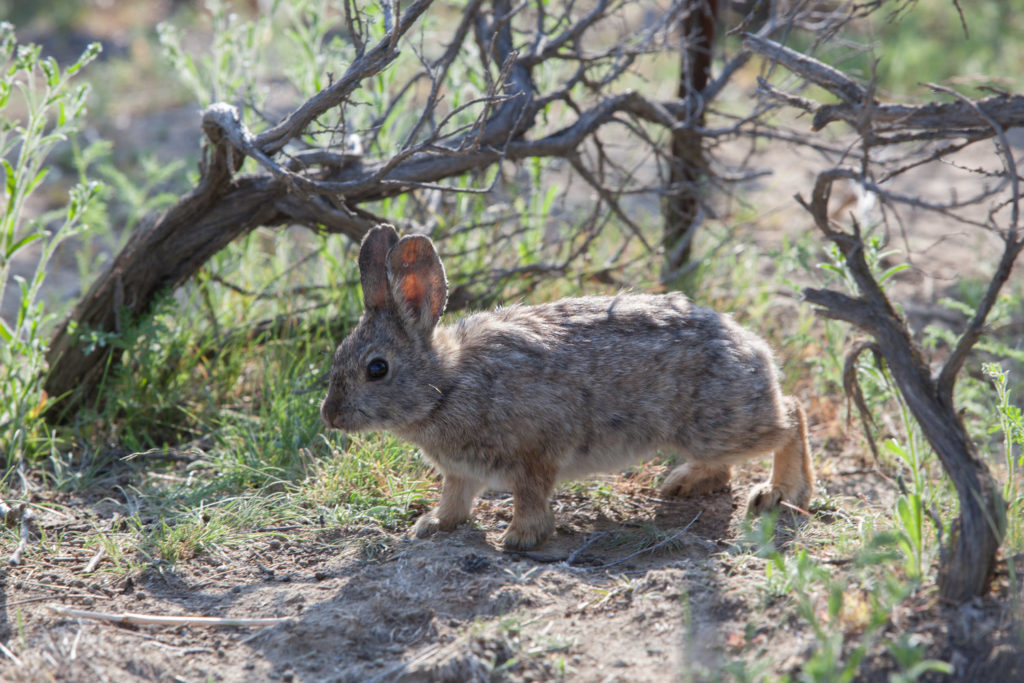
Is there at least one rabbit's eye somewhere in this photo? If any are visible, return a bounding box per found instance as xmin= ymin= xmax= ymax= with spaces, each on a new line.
xmin=366 ymin=358 xmax=389 ymax=381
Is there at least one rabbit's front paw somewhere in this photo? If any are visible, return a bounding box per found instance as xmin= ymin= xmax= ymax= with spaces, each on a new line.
xmin=411 ymin=508 xmax=468 ymax=539
xmin=500 ymin=511 xmax=555 ymax=551
xmin=411 ymin=512 xmax=441 ymax=538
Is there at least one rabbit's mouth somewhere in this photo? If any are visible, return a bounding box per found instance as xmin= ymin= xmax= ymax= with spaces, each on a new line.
xmin=321 ymin=406 xmax=380 ymax=432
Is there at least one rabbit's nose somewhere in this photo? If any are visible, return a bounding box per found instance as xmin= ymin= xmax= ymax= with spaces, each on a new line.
xmin=320 ymin=397 xmax=338 ymax=429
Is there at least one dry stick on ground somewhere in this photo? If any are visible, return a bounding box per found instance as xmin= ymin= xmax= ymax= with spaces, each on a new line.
xmin=51 ymin=606 xmax=292 ymax=629
xmin=743 ymin=36 xmax=1024 ymax=601
xmin=504 ymin=511 xmax=702 ymax=567
xmin=83 ymin=546 xmax=106 ymax=573
xmin=0 ymin=640 xmax=21 ymax=667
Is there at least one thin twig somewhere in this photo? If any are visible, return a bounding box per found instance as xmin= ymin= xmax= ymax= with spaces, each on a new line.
xmin=51 ymin=606 xmax=293 ymax=628
xmin=121 ymin=448 xmax=201 ymax=464
xmin=7 ymin=594 xmax=108 ymax=608
xmin=565 ymin=531 xmax=612 ymax=566
xmin=255 ymin=0 xmax=435 ymax=154
xmin=842 ymin=340 xmax=884 ymax=462
xmin=0 ymin=640 xmax=22 ymax=667
xmin=585 ymin=510 xmax=702 ymax=571
xmin=929 ymin=83 xmax=1024 ymax=401
xmin=84 ymin=546 xmax=106 ymax=573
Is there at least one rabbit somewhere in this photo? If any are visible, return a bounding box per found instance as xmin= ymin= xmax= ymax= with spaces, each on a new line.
xmin=321 ymin=224 xmax=814 ymax=550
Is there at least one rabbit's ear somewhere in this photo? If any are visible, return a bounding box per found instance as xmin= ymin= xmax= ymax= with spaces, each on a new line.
xmin=386 ymin=235 xmax=448 ymax=332
xmin=358 ymin=224 xmax=400 ymax=310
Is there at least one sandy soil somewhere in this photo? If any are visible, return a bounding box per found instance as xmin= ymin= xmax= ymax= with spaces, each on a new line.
xmin=0 ymin=462 xmax=809 ymax=681
xmin=3 ymin=440 xmax=1023 ymax=683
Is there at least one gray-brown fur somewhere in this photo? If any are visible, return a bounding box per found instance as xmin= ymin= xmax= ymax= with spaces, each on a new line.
xmin=322 ymin=225 xmax=814 ymax=549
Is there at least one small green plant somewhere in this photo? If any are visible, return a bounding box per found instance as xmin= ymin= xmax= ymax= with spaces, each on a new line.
xmin=886 ymin=434 xmax=931 ymax=580
xmin=758 ymin=545 xmax=952 ymax=682
xmin=818 ymin=230 xmax=952 ymax=582
xmin=157 ymin=0 xmax=276 ymax=108
xmin=0 ymin=25 xmax=101 ymax=467
xmin=984 ymin=363 xmax=1024 ymax=548
xmin=887 ymin=633 xmax=954 ymax=683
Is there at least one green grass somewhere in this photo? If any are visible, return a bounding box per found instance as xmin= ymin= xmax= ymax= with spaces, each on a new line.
xmin=751 ymin=1 xmax=1024 ymax=96
xmin=857 ymin=1 xmax=1024 ymax=94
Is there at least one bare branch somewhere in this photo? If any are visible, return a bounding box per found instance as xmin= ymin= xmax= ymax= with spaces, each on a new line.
xmin=932 ymin=89 xmax=1024 ymax=400
xmin=567 ymin=153 xmax=652 ymax=252
xmin=255 ymin=0 xmax=435 ymax=154
xmin=744 ymin=33 xmax=867 ymax=106
xmin=776 ymin=54 xmax=1017 ymax=599
xmin=747 ymin=34 xmax=1024 ymax=139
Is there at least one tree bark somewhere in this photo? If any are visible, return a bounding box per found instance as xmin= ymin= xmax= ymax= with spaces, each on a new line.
xmin=44 ymin=144 xmax=296 ymax=419
xmin=740 ymin=34 xmax=1024 ymax=602
xmin=800 ymin=171 xmax=1009 ymax=602
xmin=804 ymin=286 xmax=1004 ymax=601
xmin=662 ymin=0 xmax=717 ymax=276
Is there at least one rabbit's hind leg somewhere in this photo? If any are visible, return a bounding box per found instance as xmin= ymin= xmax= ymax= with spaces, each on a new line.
xmin=747 ymin=397 xmax=813 ymax=515
xmin=659 ymin=461 xmax=732 ymax=499
xmin=501 ymin=460 xmax=558 ymax=551
xmin=412 ymin=474 xmax=484 ymax=538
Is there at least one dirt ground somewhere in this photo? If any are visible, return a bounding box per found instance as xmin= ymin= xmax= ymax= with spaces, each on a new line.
xmin=3 ymin=459 xmax=736 ymax=682
xmin=3 ymin=442 xmax=1023 ymax=682
xmin=0 ymin=458 xmax=853 ymax=681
